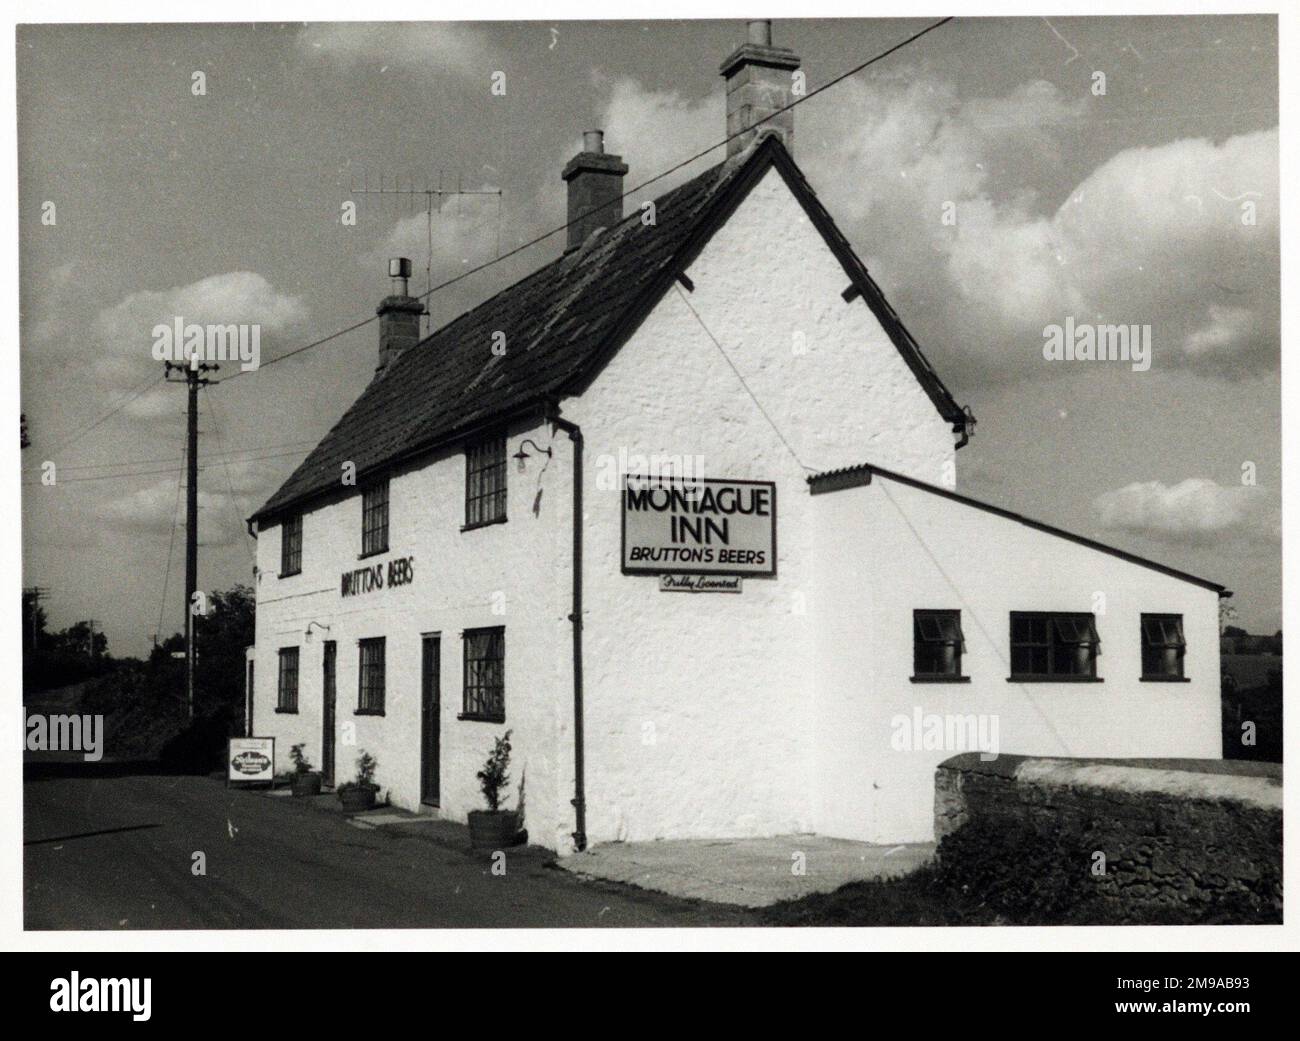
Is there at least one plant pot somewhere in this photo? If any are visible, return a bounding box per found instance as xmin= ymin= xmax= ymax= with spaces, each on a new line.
xmin=338 ymin=786 xmax=376 ymax=812
xmin=468 ymin=810 xmax=521 ymax=850
xmin=291 ymin=771 xmax=322 ymax=797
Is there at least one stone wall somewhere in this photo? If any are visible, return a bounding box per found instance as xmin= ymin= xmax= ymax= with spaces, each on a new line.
xmin=932 ymin=754 xmax=1281 ymax=924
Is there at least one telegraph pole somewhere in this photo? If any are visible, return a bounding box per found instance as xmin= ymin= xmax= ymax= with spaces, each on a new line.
xmin=23 ymin=586 xmax=49 ymax=652
xmin=165 ymin=356 xmax=217 ymax=718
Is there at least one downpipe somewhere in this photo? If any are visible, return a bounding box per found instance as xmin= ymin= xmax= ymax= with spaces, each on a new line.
xmin=549 ymin=405 xmax=587 ymax=852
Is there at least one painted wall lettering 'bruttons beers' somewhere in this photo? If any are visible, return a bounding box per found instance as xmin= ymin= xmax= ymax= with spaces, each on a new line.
xmin=341 ymin=556 xmax=414 ymax=597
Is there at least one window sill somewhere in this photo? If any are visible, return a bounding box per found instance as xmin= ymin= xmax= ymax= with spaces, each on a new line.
xmin=1140 ymin=676 xmax=1191 ymax=683
xmin=354 ymin=708 xmax=386 ymax=716
xmin=1007 ymin=676 xmax=1103 ymax=683
xmin=279 ymin=569 xmax=302 ymax=579
xmin=357 ymin=547 xmax=389 ymax=561
xmin=458 ymin=713 xmax=505 ymax=724
xmin=461 ymin=516 xmax=507 ymax=533
xmin=274 ymin=707 xmax=298 ymax=714
xmin=910 ymin=675 xmax=971 ymax=683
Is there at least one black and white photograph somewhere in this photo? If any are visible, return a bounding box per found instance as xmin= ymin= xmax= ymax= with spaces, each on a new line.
xmin=7 ymin=0 xmax=1296 ymax=976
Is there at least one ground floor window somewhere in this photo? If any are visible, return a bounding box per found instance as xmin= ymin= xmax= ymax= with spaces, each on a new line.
xmin=462 ymin=626 xmax=505 ymax=722
xmin=277 ymin=647 xmax=299 ymax=712
xmin=1141 ymin=613 xmax=1186 ymax=680
xmin=357 ymin=637 xmax=386 ymax=714
xmin=912 ymin=609 xmax=967 ymax=680
xmin=1009 ymin=612 xmax=1100 ymax=680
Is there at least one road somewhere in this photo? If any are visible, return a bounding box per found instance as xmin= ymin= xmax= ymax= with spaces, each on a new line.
xmin=24 ymin=765 xmax=751 ymax=930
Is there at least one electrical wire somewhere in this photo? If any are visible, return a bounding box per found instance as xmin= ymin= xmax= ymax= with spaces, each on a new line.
xmin=155 ymin=448 xmax=186 ymax=647
xmin=214 ymin=18 xmax=954 ymax=385
xmin=672 ymin=283 xmax=813 ymax=473
xmin=202 ymin=384 xmax=257 ymax=564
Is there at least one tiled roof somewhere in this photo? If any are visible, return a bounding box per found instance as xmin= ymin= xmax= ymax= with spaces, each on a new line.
xmin=253 ymin=136 xmax=965 ymax=523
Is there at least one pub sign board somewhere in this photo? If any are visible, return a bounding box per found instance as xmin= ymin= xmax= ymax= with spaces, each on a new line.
xmin=622 ymin=476 xmax=776 ymax=577
xmin=227 ymin=736 xmax=275 ymax=787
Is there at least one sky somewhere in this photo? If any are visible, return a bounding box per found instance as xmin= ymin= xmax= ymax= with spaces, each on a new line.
xmin=18 ymin=16 xmax=1280 ymax=658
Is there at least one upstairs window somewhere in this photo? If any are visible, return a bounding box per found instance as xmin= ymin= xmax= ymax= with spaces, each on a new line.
xmin=277 ymin=647 xmax=299 ymax=712
xmin=1141 ymin=614 xmax=1186 ymax=680
xmin=1010 ymin=612 xmax=1100 ymax=681
xmin=462 ymin=626 xmax=505 ymax=722
xmin=465 ymin=436 xmax=507 ymax=528
xmin=357 ymin=637 xmax=386 ymax=714
xmin=913 ymin=609 xmax=967 ymax=680
xmin=280 ymin=515 xmax=302 ymax=577
xmin=362 ymin=480 xmax=389 ymax=557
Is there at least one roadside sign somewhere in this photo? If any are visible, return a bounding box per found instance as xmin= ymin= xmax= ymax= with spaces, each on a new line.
xmin=227 ymin=736 xmax=275 ymax=787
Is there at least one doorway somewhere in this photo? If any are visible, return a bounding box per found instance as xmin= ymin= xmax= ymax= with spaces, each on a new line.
xmin=322 ymin=640 xmax=337 ymax=786
xmin=421 ymin=635 xmax=441 ymax=806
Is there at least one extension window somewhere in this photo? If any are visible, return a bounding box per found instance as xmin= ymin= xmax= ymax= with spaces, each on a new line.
xmin=1009 ymin=611 xmax=1101 ymax=681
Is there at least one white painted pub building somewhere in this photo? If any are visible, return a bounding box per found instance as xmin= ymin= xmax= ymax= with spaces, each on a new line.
xmin=248 ymin=23 xmax=1226 ymax=853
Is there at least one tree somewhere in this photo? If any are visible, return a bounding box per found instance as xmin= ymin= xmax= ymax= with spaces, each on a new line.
xmin=1219 ymin=598 xmax=1239 ymax=636
xmin=82 ymin=583 xmax=255 ymax=768
xmin=21 ymin=591 xmax=47 ymax=649
xmin=193 ymin=583 xmax=255 ymax=724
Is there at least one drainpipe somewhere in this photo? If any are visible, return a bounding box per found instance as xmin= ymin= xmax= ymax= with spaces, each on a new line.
xmin=549 ymin=404 xmax=587 ymax=852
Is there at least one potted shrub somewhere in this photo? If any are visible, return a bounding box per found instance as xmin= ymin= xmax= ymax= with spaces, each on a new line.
xmin=289 ymin=743 xmax=322 ymax=797
xmin=468 ymin=731 xmax=522 ymax=849
xmin=337 ymin=751 xmax=379 ymax=812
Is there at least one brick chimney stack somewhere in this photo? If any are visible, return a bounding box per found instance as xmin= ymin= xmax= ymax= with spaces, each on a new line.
xmin=561 ymin=129 xmax=628 ymax=252
xmin=720 ymin=20 xmax=801 ymax=157
xmin=376 ymin=257 xmax=426 ymax=375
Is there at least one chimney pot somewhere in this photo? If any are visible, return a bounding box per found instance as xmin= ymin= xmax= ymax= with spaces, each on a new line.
xmin=720 ymin=20 xmax=801 ymax=157
xmin=562 ymin=129 xmax=628 ymax=252
xmin=375 ymin=257 xmax=426 ymax=375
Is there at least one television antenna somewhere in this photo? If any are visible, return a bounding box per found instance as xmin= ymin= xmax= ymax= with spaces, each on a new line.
xmin=351 ymin=172 xmax=503 ymax=333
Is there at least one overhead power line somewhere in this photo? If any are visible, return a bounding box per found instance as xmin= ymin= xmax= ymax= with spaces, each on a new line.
xmin=216 ymin=17 xmax=954 ymax=385
xmin=41 ymin=371 xmax=166 ymax=458
xmin=202 ymin=384 xmax=257 ymax=565
xmin=23 ymin=438 xmax=320 ymax=475
xmin=156 ymin=455 xmax=186 ymax=648
xmin=20 ymin=447 xmax=309 ymax=487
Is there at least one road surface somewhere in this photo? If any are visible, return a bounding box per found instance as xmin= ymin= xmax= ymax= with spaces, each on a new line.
xmin=24 ymin=765 xmax=750 ymax=929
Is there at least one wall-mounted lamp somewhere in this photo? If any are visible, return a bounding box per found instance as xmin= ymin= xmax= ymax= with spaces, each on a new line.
xmin=305 ymin=621 xmax=331 ymax=643
xmin=512 ymin=438 xmax=553 ymax=473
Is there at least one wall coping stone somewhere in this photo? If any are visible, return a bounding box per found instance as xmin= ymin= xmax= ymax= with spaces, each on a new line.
xmin=938 ymin=753 xmax=1281 ymax=811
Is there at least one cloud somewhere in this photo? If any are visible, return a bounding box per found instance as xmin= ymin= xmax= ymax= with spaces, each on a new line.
xmin=591 ymin=78 xmax=723 ymax=204
xmin=798 ymin=71 xmax=1279 ymax=383
xmin=27 ymin=260 xmax=80 ymax=346
xmin=362 ymin=191 xmax=502 ymax=276
xmin=295 ymin=22 xmax=496 ymax=79
xmin=91 ymin=272 xmax=308 ymax=391
xmin=1093 ymin=478 xmax=1278 ymax=546
xmin=101 ymin=460 xmax=273 ymax=546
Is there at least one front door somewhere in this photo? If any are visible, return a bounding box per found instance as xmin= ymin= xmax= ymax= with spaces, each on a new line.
xmin=322 ymin=641 xmax=337 ymax=786
xmin=421 ymin=635 xmax=440 ymax=806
